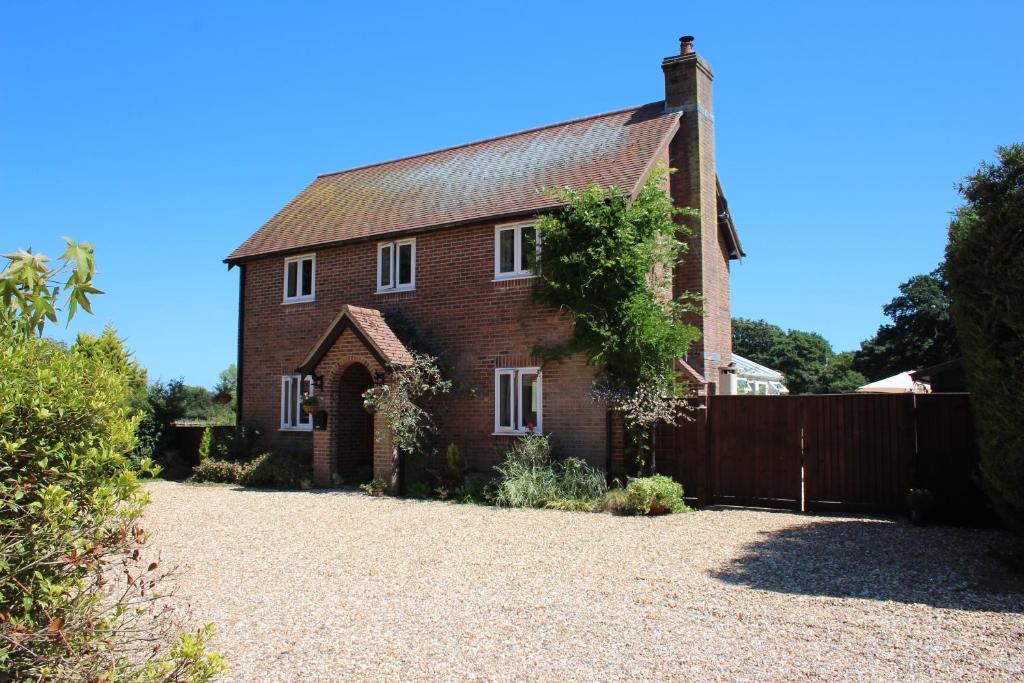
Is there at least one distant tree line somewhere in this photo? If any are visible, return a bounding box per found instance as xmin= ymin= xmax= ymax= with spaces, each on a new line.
xmin=734 ymin=263 xmax=958 ymax=394
xmin=71 ymin=324 xmax=236 ymax=464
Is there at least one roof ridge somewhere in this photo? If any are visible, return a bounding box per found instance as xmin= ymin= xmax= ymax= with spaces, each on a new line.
xmin=315 ymin=101 xmax=666 ymax=180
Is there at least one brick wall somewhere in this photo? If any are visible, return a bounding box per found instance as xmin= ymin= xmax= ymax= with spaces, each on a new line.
xmin=240 ymin=219 xmax=608 ymax=476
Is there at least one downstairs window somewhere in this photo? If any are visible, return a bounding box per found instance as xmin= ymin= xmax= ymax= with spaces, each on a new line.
xmin=494 ymin=367 xmax=542 ymax=434
xmin=281 ymin=374 xmax=314 ymax=431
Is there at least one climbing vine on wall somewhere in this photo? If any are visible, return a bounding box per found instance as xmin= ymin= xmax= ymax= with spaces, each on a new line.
xmin=533 ymin=167 xmax=701 ymax=463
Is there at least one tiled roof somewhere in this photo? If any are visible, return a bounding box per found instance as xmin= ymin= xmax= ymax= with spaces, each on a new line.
xmin=297 ymin=305 xmax=413 ymax=373
xmin=227 ymin=102 xmax=680 ymax=262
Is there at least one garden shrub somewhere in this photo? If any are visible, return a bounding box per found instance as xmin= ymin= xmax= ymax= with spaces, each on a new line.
xmin=945 ymin=144 xmax=1024 ymax=531
xmin=404 ymin=481 xmax=433 ymax=499
xmin=623 ymin=475 xmax=689 ymax=515
xmin=0 ymin=240 xmax=223 ymax=680
xmin=599 ymin=488 xmax=630 ymax=514
xmin=189 ymin=458 xmax=246 ymax=484
xmin=238 ymin=451 xmax=313 ymax=490
xmin=198 ymin=426 xmax=214 ymax=461
xmin=451 ymin=476 xmax=494 ymax=505
xmin=493 ymin=433 xmax=607 ymax=509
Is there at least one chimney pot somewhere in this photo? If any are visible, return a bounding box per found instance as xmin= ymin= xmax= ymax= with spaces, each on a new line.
xmin=680 ymin=35 xmax=695 ymax=55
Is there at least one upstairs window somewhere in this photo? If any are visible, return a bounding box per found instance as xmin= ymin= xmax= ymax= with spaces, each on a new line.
xmin=283 ymin=254 xmax=315 ymax=303
xmin=281 ymin=374 xmax=313 ymax=431
xmin=494 ymin=222 xmax=538 ymax=280
xmin=494 ymin=367 xmax=542 ymax=434
xmin=377 ymin=238 xmax=416 ymax=292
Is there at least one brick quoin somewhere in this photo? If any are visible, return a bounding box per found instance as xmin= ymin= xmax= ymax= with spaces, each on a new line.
xmin=231 ymin=36 xmax=742 ymax=482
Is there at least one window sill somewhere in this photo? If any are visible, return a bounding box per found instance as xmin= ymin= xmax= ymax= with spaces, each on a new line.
xmin=282 ymin=297 xmax=315 ymax=305
xmin=375 ymin=287 xmax=416 ymax=295
xmin=491 ymin=430 xmax=541 ymax=437
xmin=492 ymin=274 xmax=535 ymax=283
xmin=279 ymin=427 xmax=313 ymax=433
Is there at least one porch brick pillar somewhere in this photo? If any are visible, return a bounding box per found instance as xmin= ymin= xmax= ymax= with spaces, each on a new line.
xmin=372 ymin=412 xmax=399 ymax=494
xmin=312 ymin=385 xmax=339 ymax=487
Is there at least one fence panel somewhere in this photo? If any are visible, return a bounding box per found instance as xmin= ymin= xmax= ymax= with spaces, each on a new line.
xmin=652 ymin=393 xmax=979 ymax=515
xmin=914 ymin=393 xmax=987 ymax=521
xmin=802 ymin=394 xmax=916 ymax=512
xmin=708 ymin=396 xmax=802 ymax=509
xmin=654 ymin=398 xmax=707 ymax=505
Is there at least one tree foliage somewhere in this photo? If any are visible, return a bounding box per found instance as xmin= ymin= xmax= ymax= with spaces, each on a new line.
xmin=533 ymin=169 xmax=700 ymax=459
xmin=0 ymin=240 xmax=223 ymax=680
xmin=945 ymin=144 xmax=1024 ymax=531
xmin=732 ymin=318 xmax=866 ymax=394
xmin=0 ymin=238 xmax=101 ymax=337
xmin=853 ymin=268 xmax=958 ymax=381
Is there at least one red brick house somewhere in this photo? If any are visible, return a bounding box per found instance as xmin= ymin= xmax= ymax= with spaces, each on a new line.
xmin=225 ymin=37 xmax=743 ymax=489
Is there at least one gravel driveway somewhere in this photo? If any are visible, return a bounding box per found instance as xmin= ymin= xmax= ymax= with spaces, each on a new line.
xmin=144 ymin=481 xmax=1024 ymax=682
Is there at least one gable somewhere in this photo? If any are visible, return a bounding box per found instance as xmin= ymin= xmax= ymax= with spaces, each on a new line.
xmin=227 ymin=102 xmax=681 ymax=263
xmin=297 ymin=305 xmax=413 ymax=374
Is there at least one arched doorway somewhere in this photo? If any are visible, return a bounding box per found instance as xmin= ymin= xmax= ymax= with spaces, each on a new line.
xmin=336 ymin=363 xmax=374 ymax=483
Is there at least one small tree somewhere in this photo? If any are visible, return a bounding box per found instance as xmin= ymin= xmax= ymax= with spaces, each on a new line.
xmin=945 ymin=144 xmax=1024 ymax=531
xmin=362 ymin=352 xmax=452 ymax=455
xmin=198 ymin=426 xmax=214 ymax=461
xmin=853 ymin=268 xmax=958 ymax=381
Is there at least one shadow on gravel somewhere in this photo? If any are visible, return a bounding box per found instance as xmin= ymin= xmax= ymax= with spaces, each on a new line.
xmin=711 ymin=518 xmax=1024 ymax=612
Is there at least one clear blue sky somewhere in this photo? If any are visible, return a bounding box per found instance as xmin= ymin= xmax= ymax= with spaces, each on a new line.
xmin=3 ymin=2 xmax=1021 ymax=387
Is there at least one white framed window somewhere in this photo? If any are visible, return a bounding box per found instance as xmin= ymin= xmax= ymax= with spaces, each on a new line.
xmin=283 ymin=254 xmax=315 ymax=303
xmin=377 ymin=238 xmax=416 ymax=292
xmin=494 ymin=367 xmax=542 ymax=434
xmin=280 ymin=374 xmax=314 ymax=431
xmin=494 ymin=222 xmax=539 ymax=280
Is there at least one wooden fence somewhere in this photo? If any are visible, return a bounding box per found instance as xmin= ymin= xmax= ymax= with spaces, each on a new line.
xmin=653 ymin=393 xmax=980 ymax=514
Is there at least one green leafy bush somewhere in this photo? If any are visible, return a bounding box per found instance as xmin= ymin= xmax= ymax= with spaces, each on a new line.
xmin=452 ymin=476 xmax=494 ymax=505
xmin=945 ymin=144 xmax=1024 ymax=531
xmin=623 ymin=475 xmax=689 ymax=515
xmin=0 ymin=240 xmax=223 ymax=680
xmin=493 ymin=433 xmax=607 ymax=509
xmin=239 ymin=451 xmax=312 ymax=489
xmin=360 ymin=477 xmax=388 ymax=495
xmin=189 ymin=458 xmax=246 ymax=484
xmin=544 ymin=498 xmax=599 ymax=512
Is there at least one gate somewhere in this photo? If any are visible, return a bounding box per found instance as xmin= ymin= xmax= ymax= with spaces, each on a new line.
xmin=653 ymin=393 xmax=979 ymax=513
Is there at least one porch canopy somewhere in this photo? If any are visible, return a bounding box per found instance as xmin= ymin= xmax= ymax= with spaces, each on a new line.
xmin=296 ymin=304 xmax=413 ymax=375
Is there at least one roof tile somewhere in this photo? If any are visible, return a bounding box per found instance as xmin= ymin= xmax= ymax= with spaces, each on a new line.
xmin=228 ymin=102 xmax=679 ymax=261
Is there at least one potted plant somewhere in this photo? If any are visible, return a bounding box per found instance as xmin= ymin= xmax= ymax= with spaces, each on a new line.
xmin=906 ymin=488 xmax=935 ymax=525
xmin=301 ymin=395 xmax=319 ymax=415
xmin=360 ymin=477 xmax=387 ymax=497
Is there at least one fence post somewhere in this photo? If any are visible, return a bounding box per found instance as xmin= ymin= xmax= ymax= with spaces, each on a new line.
xmin=701 ymin=396 xmax=713 ymax=507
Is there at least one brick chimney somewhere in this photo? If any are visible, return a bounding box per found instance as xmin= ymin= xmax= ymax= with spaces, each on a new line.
xmin=664 ymin=35 xmax=732 ymax=391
